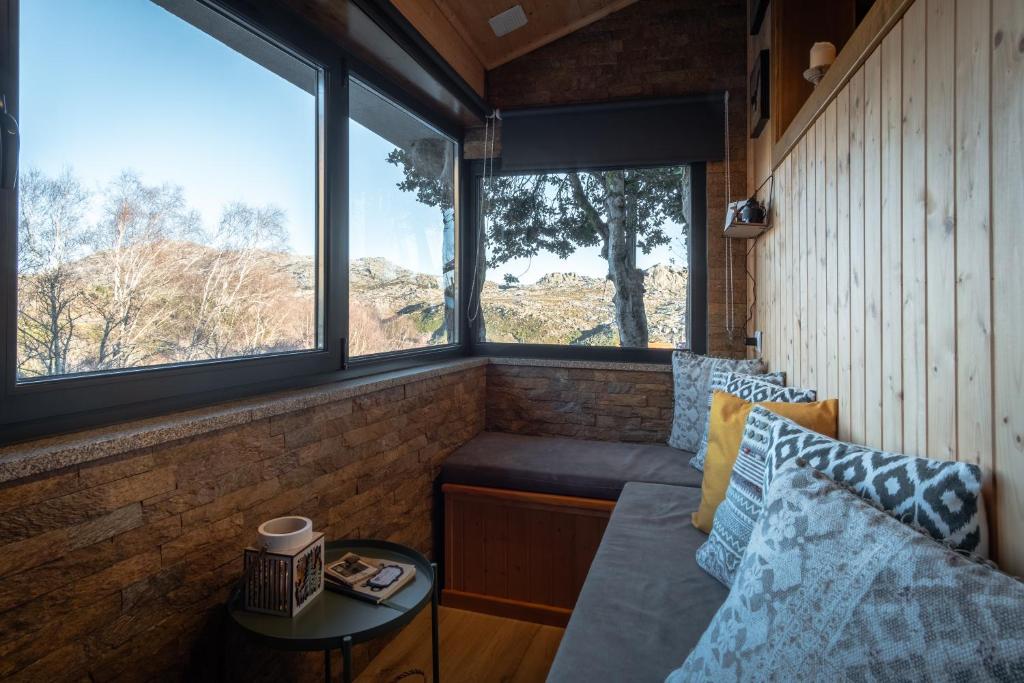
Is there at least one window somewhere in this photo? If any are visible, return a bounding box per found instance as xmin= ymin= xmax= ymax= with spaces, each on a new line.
xmin=348 ymin=78 xmax=459 ymax=358
xmin=475 ymin=165 xmax=694 ymax=350
xmin=14 ymin=0 xmax=322 ymax=381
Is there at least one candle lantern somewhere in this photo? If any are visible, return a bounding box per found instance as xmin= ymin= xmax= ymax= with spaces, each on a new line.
xmin=244 ymin=516 xmax=325 ymax=617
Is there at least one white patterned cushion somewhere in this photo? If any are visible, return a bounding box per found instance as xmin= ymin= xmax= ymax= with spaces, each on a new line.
xmin=667 ymin=352 xmax=768 ymax=452
xmin=688 ymin=370 xmax=805 ymax=472
xmin=670 ymin=463 xmax=1021 ymax=683
xmin=696 ymin=406 xmax=987 ymax=587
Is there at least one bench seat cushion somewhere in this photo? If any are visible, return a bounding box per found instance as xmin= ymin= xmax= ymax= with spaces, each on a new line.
xmin=546 ymin=482 xmax=728 ymax=682
xmin=441 ymin=432 xmax=702 ymax=500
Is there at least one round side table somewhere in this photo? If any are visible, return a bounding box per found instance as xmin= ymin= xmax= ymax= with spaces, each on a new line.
xmin=229 ymin=539 xmax=439 ymax=683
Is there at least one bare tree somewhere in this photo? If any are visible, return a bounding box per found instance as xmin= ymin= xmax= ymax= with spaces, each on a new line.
xmin=183 ymin=203 xmax=292 ymax=359
xmin=85 ymin=171 xmax=200 ymax=370
xmin=16 ymin=169 xmax=90 ymax=377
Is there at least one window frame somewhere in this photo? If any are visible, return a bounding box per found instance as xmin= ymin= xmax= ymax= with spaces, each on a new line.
xmin=0 ymin=0 xmax=468 ymax=444
xmin=464 ymin=159 xmax=708 ymax=362
xmin=344 ymin=73 xmax=463 ymax=365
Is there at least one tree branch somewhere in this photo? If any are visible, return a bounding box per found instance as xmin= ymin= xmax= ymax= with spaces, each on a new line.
xmin=567 ymin=173 xmax=608 ymax=243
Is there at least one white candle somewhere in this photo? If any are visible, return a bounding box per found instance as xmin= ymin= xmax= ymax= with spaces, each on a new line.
xmin=810 ymin=42 xmax=837 ymax=69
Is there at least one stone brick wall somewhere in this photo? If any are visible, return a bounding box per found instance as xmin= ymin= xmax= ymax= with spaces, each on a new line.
xmin=0 ymin=366 xmax=485 ymax=682
xmin=486 ymin=362 xmax=674 ymax=443
xmin=482 ymin=0 xmax=750 ymax=358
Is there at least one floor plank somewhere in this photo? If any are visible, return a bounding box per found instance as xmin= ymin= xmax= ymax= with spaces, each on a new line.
xmin=355 ymin=607 xmax=563 ymax=683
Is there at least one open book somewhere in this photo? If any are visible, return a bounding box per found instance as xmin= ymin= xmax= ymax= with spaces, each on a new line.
xmin=325 ymin=552 xmax=416 ymax=604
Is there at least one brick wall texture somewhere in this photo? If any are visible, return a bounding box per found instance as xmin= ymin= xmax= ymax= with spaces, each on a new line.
xmin=0 ymin=367 xmax=485 ymax=682
xmin=484 ymin=0 xmax=750 ymax=357
xmin=486 ymin=364 xmax=674 ymax=443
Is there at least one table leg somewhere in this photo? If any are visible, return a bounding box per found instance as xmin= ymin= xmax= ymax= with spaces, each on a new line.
xmin=431 ymin=562 xmax=440 ymax=683
xmin=324 ymin=649 xmax=332 ymax=683
xmin=342 ymin=635 xmax=353 ymax=683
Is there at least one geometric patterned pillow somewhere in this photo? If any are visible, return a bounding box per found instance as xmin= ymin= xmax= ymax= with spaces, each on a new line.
xmin=759 ymin=406 xmax=987 ymax=557
xmin=671 ymin=463 xmax=1022 ymax=683
xmin=696 ymin=406 xmax=986 ymax=587
xmin=688 ymin=370 xmax=807 ymax=472
xmin=667 ymin=351 xmax=768 ymax=453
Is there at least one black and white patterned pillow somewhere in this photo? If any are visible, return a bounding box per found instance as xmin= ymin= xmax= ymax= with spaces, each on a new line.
xmin=667 ymin=352 xmax=769 ymax=452
xmin=757 ymin=406 xmax=987 ymax=556
xmin=689 ymin=370 xmax=807 ymax=472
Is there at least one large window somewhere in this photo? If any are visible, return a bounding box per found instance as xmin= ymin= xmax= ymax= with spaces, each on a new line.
xmin=476 ymin=165 xmax=693 ymax=349
xmin=14 ymin=0 xmax=322 ymax=380
xmin=348 ymin=79 xmax=458 ymax=358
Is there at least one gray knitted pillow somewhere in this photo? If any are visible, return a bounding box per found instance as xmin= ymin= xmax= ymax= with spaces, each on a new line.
xmin=670 ymin=463 xmax=1023 ymax=682
xmin=667 ymin=351 xmax=767 ymax=452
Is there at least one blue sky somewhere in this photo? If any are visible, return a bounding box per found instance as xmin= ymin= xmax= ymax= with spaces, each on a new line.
xmin=21 ymin=0 xmax=683 ymax=284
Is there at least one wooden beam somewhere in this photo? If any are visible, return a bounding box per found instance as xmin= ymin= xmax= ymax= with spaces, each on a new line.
xmin=389 ymin=0 xmax=487 ymax=97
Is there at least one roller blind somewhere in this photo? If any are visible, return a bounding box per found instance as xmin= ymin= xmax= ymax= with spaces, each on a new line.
xmin=499 ymin=93 xmax=726 ymax=173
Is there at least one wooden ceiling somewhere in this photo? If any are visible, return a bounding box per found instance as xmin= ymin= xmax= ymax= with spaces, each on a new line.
xmin=390 ymin=0 xmax=638 ymax=95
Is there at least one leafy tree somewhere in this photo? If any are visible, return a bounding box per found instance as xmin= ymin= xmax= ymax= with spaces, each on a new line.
xmin=390 ymin=157 xmax=691 ymax=347
xmin=386 ymin=138 xmax=457 ymax=342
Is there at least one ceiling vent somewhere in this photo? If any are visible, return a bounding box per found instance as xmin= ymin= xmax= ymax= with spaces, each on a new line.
xmin=488 ymin=5 xmax=528 ymax=37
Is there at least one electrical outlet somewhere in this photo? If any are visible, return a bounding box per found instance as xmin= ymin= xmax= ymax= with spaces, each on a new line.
xmin=745 ymin=331 xmax=763 ymax=354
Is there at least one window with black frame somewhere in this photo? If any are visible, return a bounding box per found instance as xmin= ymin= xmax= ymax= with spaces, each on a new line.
xmin=12 ymin=0 xmax=323 ymax=381
xmin=474 ymin=165 xmax=693 ymax=350
xmin=348 ymin=78 xmax=459 ymax=358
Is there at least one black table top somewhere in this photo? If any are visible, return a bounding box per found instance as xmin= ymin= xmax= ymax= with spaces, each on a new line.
xmin=229 ymin=538 xmax=435 ymax=651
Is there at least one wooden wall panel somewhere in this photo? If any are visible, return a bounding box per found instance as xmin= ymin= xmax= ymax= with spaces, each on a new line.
xmin=755 ymin=0 xmax=1024 ymax=572
xmin=863 ymin=50 xmax=883 ymax=449
xmin=954 ymin=0 xmax=994 ymax=497
xmin=925 ymin=0 xmax=957 ymax=461
xmin=991 ymin=0 xmax=1024 ymax=580
xmin=848 ymin=69 xmax=866 ymax=445
xmin=901 ymin=0 xmax=927 ymax=457
xmin=880 ymin=27 xmax=903 ymax=453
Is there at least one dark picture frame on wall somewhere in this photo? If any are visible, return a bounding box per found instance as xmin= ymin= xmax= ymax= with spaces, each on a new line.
xmin=749 ymin=0 xmax=769 ymax=35
xmin=750 ymin=49 xmax=770 ymax=138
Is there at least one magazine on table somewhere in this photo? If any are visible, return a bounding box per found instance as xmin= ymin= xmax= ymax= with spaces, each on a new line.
xmin=325 ymin=552 xmax=416 ymax=604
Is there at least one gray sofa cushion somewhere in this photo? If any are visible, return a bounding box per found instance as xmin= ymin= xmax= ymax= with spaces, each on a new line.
xmin=441 ymin=432 xmax=702 ymax=500
xmin=546 ymin=482 xmax=728 ymax=683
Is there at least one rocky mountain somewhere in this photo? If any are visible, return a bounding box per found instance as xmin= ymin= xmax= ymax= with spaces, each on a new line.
xmin=350 ymin=257 xmax=688 ymax=348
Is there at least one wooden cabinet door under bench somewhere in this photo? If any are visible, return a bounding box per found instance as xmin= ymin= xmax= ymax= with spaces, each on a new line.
xmin=442 ymin=483 xmax=614 ymax=627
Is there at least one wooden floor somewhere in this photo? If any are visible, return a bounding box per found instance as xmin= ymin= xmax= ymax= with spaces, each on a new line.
xmin=355 ymin=607 xmax=563 ymax=683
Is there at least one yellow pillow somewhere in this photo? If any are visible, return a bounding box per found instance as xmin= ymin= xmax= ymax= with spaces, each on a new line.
xmin=691 ymin=392 xmax=839 ymax=533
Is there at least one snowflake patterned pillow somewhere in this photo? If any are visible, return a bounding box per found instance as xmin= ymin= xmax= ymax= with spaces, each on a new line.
xmin=688 ymin=370 xmax=803 ymax=472
xmin=670 ymin=463 xmax=1019 ymax=683
xmin=666 ymin=351 xmax=768 ymax=453
xmin=696 ymin=406 xmax=986 ymax=587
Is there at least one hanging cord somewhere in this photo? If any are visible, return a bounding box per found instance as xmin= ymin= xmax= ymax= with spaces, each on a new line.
xmin=722 ymin=90 xmax=737 ymax=340
xmin=466 ymin=109 xmax=500 ymax=327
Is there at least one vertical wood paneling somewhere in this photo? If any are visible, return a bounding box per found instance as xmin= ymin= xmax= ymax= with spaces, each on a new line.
xmin=791 ymin=141 xmax=803 ymax=388
xmin=825 ymin=101 xmax=839 ymax=401
xmin=902 ymin=0 xmax=927 ymax=457
xmin=806 ymin=130 xmax=818 ymax=392
xmin=880 ymin=26 xmax=904 ymax=453
xmin=992 ymin=0 xmax=1024 ymax=576
xmin=925 ymin=0 xmax=957 ymax=461
xmin=836 ymin=87 xmax=851 ymax=441
xmin=863 ymin=50 xmax=884 ymax=449
xmin=815 ymin=118 xmax=828 ymax=396
xmin=755 ymin=0 xmax=1023 ymax=574
xmin=955 ymin=0 xmax=993 ymax=487
xmin=848 ymin=69 xmax=867 ymax=445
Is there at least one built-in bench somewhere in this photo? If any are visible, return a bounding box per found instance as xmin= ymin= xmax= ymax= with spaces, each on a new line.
xmin=438 ymin=432 xmax=704 ymax=626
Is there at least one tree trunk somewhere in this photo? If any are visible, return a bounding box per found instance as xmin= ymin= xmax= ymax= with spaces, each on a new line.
xmin=603 ymin=171 xmax=649 ymax=348
xmin=441 ymin=206 xmax=457 ymax=343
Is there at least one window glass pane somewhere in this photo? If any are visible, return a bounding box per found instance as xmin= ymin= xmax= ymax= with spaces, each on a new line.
xmin=348 ymin=79 xmax=458 ymax=357
xmin=16 ymin=0 xmax=320 ymax=381
xmin=479 ymin=166 xmax=691 ymax=349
